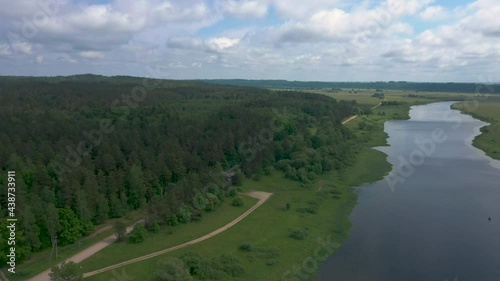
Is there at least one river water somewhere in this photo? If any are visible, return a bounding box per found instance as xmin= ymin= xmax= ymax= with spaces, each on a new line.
xmin=318 ymin=102 xmax=500 ymax=281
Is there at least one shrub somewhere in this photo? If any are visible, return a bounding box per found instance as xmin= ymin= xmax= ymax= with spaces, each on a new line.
xmin=239 ymin=243 xmax=253 ymax=252
xmin=147 ymin=222 xmax=160 ymax=233
xmin=129 ymin=224 xmax=147 ymax=243
xmin=232 ymin=197 xmax=244 ymax=207
xmin=180 ymin=251 xmax=204 ymax=275
xmin=289 ymin=228 xmax=308 ymax=240
xmin=214 ymin=254 xmax=244 ymax=277
xmin=152 ymin=258 xmax=192 ymax=281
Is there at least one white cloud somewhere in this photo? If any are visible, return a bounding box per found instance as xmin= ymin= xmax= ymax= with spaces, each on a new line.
xmin=79 ymin=51 xmax=104 ymax=59
xmin=270 ymin=0 xmax=342 ymax=19
xmin=167 ymin=37 xmax=203 ymax=49
xmin=53 ymin=4 xmax=142 ymax=33
xmin=205 ymin=37 xmax=240 ymax=52
xmin=36 ymin=55 xmax=44 ymax=63
xmin=384 ymin=0 xmax=435 ymax=17
xmin=219 ymin=0 xmax=268 ymax=19
xmin=12 ymin=42 xmax=32 ymax=54
xmin=151 ymin=2 xmax=210 ymax=23
xmin=419 ymin=6 xmax=449 ymax=21
xmin=0 ymin=44 xmax=12 ymax=56
xmin=0 ymin=0 xmax=499 ymax=81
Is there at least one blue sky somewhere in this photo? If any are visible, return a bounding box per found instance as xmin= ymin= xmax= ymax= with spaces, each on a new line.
xmin=0 ymin=0 xmax=499 ymax=82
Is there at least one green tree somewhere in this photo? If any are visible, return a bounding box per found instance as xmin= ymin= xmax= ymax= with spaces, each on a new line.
xmin=58 ymin=208 xmax=83 ymax=245
xmin=176 ymin=205 xmax=192 ymax=224
xmin=129 ymin=224 xmax=146 ymax=243
xmin=205 ymin=193 xmax=220 ymax=212
xmin=192 ymin=193 xmax=207 ymax=212
xmin=0 ymin=221 xmax=30 ymax=264
xmin=94 ymin=194 xmax=109 ymax=224
xmin=180 ymin=252 xmax=204 ymax=275
xmin=114 ymin=220 xmax=127 ymax=242
xmin=45 ymin=203 xmax=60 ymax=248
xmin=49 ymin=261 xmax=83 ymax=281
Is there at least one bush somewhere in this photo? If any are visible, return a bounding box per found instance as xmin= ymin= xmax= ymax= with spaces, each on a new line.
xmin=232 ymin=197 xmax=244 ymax=207
xmin=49 ymin=261 xmax=83 ymax=281
xmin=177 ymin=205 xmax=192 ymax=224
xmin=180 ymin=252 xmax=204 ymax=275
xmin=129 ymin=224 xmax=147 ymax=243
xmin=214 ymin=254 xmax=244 ymax=277
xmin=289 ymin=228 xmax=308 ymax=240
xmin=147 ymin=222 xmax=161 ymax=233
xmin=152 ymin=258 xmax=192 ymax=281
xmin=239 ymin=243 xmax=253 ymax=252
xmin=180 ymin=252 xmax=244 ymax=280
xmin=114 ymin=220 xmax=127 ymax=242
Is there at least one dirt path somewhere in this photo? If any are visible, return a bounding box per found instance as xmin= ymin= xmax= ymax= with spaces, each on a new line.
xmin=0 ymin=270 xmax=10 ymax=281
xmin=83 ymin=191 xmax=272 ymax=278
xmin=28 ymin=221 xmax=143 ymax=281
xmin=342 ymin=115 xmax=358 ymax=124
xmin=342 ymin=99 xmax=386 ymax=125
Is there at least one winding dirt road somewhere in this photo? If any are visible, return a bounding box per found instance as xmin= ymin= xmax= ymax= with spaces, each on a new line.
xmin=342 ymin=99 xmax=386 ymax=125
xmin=83 ymin=191 xmax=272 ymax=278
xmin=28 ymin=221 xmax=143 ymax=281
xmin=342 ymin=115 xmax=359 ymax=124
xmin=26 ymin=191 xmax=271 ymax=280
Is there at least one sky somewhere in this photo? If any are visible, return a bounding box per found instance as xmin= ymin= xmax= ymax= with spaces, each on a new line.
xmin=0 ymin=0 xmax=499 ymax=82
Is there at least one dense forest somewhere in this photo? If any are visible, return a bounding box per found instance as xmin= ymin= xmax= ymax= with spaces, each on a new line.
xmin=203 ymin=79 xmax=500 ymax=94
xmin=0 ymin=75 xmax=359 ymax=264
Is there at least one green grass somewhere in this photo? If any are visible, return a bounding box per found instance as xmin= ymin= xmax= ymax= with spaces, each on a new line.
xmin=78 ymin=195 xmax=258 ymax=273
xmin=9 ymin=210 xmax=143 ymax=280
xmin=84 ymin=173 xmax=359 ymax=281
xmin=309 ymin=88 xmax=469 ymax=107
xmin=452 ymin=96 xmax=500 ymax=160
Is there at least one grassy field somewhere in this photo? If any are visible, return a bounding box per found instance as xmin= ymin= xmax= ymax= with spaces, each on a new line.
xmin=307 ymin=88 xmax=469 ymax=107
xmin=83 ymin=172 xmax=370 ymax=281
xmin=452 ymin=96 xmax=500 ymax=160
xmin=78 ymin=195 xmax=258 ymax=272
xmin=9 ymin=210 xmax=144 ymax=280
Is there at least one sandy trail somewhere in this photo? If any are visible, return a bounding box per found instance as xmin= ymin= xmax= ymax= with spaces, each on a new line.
xmin=342 ymin=115 xmax=358 ymax=124
xmin=82 ymin=191 xmax=272 ymax=278
xmin=28 ymin=221 xmax=142 ymax=281
xmin=341 ymin=99 xmax=386 ymax=125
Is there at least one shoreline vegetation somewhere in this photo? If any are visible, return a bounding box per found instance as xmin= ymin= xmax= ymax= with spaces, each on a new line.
xmin=451 ymin=97 xmax=500 ymax=161
xmin=0 ymin=76 xmax=487 ymax=281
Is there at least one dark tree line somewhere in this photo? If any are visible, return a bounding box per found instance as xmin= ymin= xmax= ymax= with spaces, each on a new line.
xmin=204 ymin=79 xmax=500 ymax=94
xmin=0 ymin=75 xmax=358 ymax=264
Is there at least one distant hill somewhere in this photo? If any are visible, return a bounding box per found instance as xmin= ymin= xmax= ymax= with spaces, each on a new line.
xmin=202 ymin=79 xmax=500 ymax=94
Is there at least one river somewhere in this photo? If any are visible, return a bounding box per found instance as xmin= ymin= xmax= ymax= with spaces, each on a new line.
xmin=318 ymin=102 xmax=500 ymax=281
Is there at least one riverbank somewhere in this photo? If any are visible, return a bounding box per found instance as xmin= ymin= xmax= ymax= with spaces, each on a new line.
xmin=452 ymin=98 xmax=500 ymax=161
xmin=81 ymin=104 xmax=413 ymax=281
